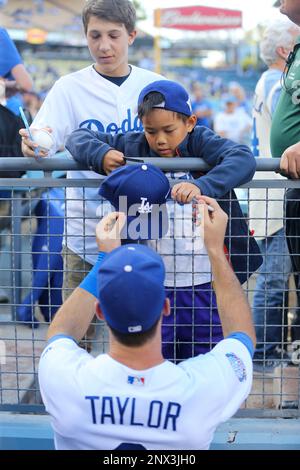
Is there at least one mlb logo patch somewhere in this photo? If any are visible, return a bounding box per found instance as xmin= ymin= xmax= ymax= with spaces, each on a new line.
xmin=127 ymin=375 xmax=145 ymax=386
xmin=225 ymin=352 xmax=247 ymax=383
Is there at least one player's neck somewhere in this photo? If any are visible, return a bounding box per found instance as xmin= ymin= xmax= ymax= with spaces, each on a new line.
xmin=108 ymin=335 xmax=165 ymax=370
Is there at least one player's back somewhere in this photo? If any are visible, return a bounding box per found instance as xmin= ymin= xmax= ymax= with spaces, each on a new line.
xmin=39 ymin=338 xmax=252 ymax=450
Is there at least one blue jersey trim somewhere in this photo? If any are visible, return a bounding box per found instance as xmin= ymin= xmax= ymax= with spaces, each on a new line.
xmin=47 ymin=334 xmax=77 ymax=345
xmin=79 ymin=251 xmax=107 ymax=297
xmin=226 ymin=332 xmax=254 ymax=358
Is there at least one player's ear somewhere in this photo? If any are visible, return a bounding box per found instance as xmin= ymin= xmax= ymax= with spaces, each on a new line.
xmin=162 ymin=297 xmax=171 ymax=317
xmin=95 ymin=301 xmax=104 ymax=321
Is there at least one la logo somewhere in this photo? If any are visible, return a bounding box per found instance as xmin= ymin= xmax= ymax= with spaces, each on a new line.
xmin=138 ymin=197 xmax=152 ymax=214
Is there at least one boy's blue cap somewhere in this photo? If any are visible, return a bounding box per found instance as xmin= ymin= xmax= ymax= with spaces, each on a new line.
xmin=99 ymin=163 xmax=170 ymax=240
xmin=98 ymin=244 xmax=166 ymax=334
xmin=138 ymin=80 xmax=193 ymax=117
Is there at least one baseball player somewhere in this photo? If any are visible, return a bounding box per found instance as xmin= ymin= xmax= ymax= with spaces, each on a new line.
xmin=38 ymin=197 xmax=255 ymax=450
xmin=19 ymin=0 xmax=165 ymax=344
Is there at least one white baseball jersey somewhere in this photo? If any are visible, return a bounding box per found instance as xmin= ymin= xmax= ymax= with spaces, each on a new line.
xmin=31 ymin=65 xmax=164 ymax=264
xmin=38 ymin=337 xmax=252 ymax=450
xmin=249 ymin=68 xmax=285 ymax=238
xmin=148 ymin=172 xmax=211 ymax=287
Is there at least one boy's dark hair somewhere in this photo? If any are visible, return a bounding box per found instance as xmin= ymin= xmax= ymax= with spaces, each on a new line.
xmin=109 ymin=317 xmax=160 ymax=347
xmin=138 ymin=92 xmax=189 ymax=122
xmin=82 ymin=0 xmax=136 ymax=35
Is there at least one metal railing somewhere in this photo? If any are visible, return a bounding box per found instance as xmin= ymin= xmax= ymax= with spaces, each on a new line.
xmin=0 ymin=156 xmax=299 ymax=418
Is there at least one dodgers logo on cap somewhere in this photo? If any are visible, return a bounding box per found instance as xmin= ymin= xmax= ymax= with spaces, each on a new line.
xmin=99 ymin=163 xmax=170 ymax=240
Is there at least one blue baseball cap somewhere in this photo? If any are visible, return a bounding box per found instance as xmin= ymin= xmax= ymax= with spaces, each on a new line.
xmin=99 ymin=163 xmax=170 ymax=240
xmin=138 ymin=80 xmax=193 ymax=117
xmin=98 ymin=244 xmax=166 ymax=334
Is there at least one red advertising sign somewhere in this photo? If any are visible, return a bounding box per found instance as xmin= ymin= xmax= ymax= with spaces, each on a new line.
xmin=154 ymin=6 xmax=242 ymax=31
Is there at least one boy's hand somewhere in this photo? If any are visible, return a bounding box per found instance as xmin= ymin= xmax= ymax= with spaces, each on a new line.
xmin=194 ymin=195 xmax=228 ymax=255
xmin=102 ymin=149 xmax=125 ymax=174
xmin=96 ymin=212 xmax=126 ymax=252
xmin=171 ymin=182 xmax=201 ymax=204
xmin=19 ymin=127 xmax=52 ymax=158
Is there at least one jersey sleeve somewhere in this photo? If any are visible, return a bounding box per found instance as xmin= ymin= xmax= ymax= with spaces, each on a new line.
xmin=180 ymin=337 xmax=253 ymax=424
xmin=31 ymin=78 xmax=75 ymax=155
xmin=209 ymin=338 xmax=253 ymax=422
xmin=38 ymin=337 xmax=92 ymax=432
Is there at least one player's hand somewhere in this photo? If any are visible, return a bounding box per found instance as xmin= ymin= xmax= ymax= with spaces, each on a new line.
xmin=280 ymin=142 xmax=300 ymax=179
xmin=96 ymin=212 xmax=126 ymax=252
xmin=19 ymin=127 xmax=52 ymax=158
xmin=102 ymin=149 xmax=125 ymax=174
xmin=194 ymin=195 xmax=228 ymax=255
xmin=171 ymin=182 xmax=201 ymax=204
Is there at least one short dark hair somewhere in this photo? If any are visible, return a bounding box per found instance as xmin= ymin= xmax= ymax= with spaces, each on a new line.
xmin=138 ymin=91 xmax=189 ymax=122
xmin=82 ymin=0 xmax=136 ymax=35
xmin=109 ymin=317 xmax=160 ymax=347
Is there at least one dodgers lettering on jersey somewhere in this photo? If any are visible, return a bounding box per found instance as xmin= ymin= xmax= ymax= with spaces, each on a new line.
xmin=85 ymin=396 xmax=181 ymax=431
xmin=80 ymin=109 xmax=144 ymax=135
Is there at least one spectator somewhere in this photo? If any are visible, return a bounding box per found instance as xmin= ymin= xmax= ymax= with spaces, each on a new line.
xmin=38 ymin=200 xmax=255 ymax=450
xmin=270 ymin=0 xmax=300 ymax=345
xmin=0 ymin=80 xmax=24 ymax=303
xmin=0 ymin=27 xmax=32 ymax=114
xmin=191 ymin=82 xmax=213 ymax=128
xmin=228 ymin=82 xmax=252 ymax=116
xmin=214 ymin=95 xmax=252 ymax=145
xmin=250 ymin=18 xmax=300 ymax=370
xmin=19 ymin=0 xmax=165 ymax=351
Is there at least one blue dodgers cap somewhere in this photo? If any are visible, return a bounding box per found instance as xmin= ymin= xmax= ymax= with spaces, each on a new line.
xmin=99 ymin=163 xmax=170 ymax=240
xmin=138 ymin=80 xmax=193 ymax=117
xmin=98 ymin=244 xmax=166 ymax=334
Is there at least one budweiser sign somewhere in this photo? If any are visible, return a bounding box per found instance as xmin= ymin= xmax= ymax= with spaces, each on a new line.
xmin=154 ymin=6 xmax=242 ymax=31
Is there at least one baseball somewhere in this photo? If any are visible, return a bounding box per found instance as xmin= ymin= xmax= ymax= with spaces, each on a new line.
xmin=31 ymin=128 xmax=54 ymax=152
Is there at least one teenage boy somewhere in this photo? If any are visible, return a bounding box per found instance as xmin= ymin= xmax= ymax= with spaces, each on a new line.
xmin=19 ymin=0 xmax=164 ymax=346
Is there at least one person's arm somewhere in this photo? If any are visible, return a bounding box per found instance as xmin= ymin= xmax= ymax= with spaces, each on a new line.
xmin=10 ymin=63 xmax=32 ymax=92
xmin=0 ymin=29 xmax=32 ymax=92
xmin=196 ymin=194 xmax=256 ymax=346
xmin=20 ymin=79 xmax=74 ymax=158
xmin=190 ymin=127 xmax=256 ymax=198
xmin=65 ymin=128 xmax=126 ymax=175
xmin=46 ymin=212 xmax=126 ymax=342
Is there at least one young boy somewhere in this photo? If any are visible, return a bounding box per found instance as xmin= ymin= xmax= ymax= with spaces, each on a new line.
xmin=66 ymin=80 xmax=261 ymax=361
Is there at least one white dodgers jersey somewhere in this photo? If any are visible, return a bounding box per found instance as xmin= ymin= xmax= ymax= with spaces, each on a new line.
xmin=250 ymin=69 xmax=285 ymax=238
xmin=148 ymin=172 xmax=211 ymax=288
xmin=39 ymin=337 xmax=252 ymax=450
xmin=31 ymin=65 xmax=165 ymax=264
